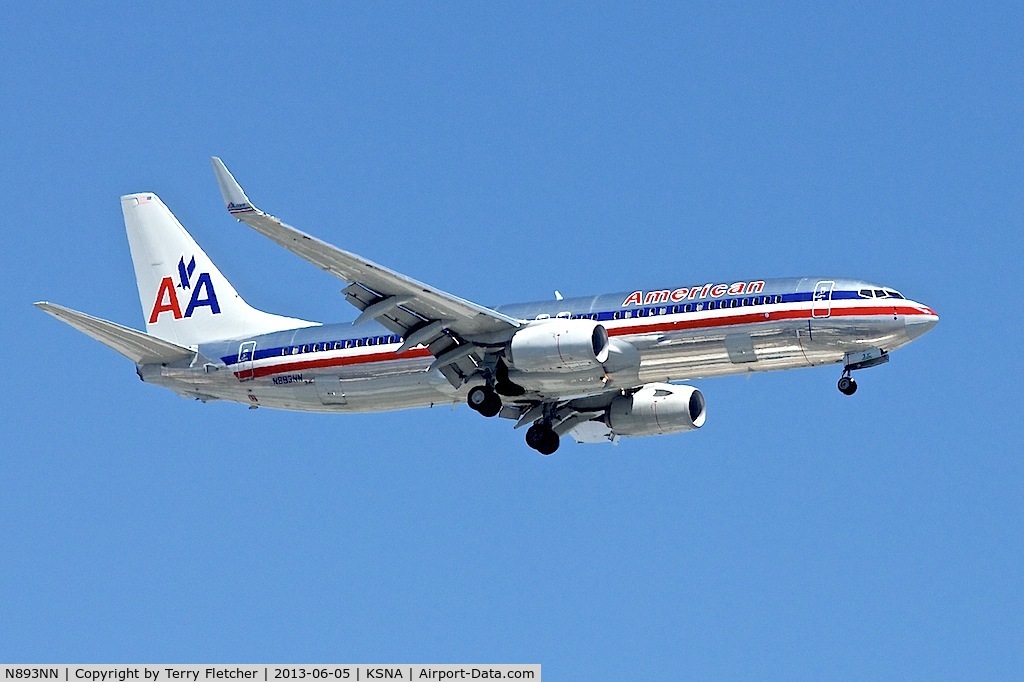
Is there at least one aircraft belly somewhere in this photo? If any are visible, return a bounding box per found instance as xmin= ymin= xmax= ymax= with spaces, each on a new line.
xmin=802 ymin=315 xmax=908 ymax=357
xmin=631 ymin=315 xmax=910 ymax=383
xmin=631 ymin=320 xmax=811 ymax=382
xmin=309 ymin=369 xmax=456 ymax=411
xmin=150 ymin=359 xmax=457 ymax=413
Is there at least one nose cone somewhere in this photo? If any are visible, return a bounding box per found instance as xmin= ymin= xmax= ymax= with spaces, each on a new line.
xmin=905 ymin=305 xmax=939 ymax=341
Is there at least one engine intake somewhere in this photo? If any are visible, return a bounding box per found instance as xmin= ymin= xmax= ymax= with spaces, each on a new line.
xmin=508 ymin=319 xmax=610 ymax=373
xmin=607 ymin=383 xmax=706 ymax=436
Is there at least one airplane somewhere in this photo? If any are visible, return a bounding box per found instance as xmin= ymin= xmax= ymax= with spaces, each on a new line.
xmin=36 ymin=158 xmax=938 ymax=455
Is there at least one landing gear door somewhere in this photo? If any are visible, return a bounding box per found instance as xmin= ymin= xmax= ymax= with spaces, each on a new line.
xmin=812 ymin=280 xmax=834 ymax=318
xmin=237 ymin=341 xmax=256 ymax=381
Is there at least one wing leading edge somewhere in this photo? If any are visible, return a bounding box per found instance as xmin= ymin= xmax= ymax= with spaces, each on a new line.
xmin=210 ymin=158 xmax=520 ymax=387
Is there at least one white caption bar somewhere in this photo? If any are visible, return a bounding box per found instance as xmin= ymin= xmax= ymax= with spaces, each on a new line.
xmin=1 ymin=667 xmax=539 ymax=682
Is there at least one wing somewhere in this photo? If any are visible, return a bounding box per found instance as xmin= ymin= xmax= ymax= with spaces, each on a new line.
xmin=211 ymin=158 xmax=521 ymax=386
xmin=35 ymin=302 xmax=195 ymax=365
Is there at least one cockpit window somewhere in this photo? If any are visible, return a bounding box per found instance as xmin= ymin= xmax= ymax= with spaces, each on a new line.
xmin=859 ymin=289 xmax=874 ymax=298
xmin=873 ymin=289 xmax=887 ymax=298
xmin=885 ymin=289 xmax=904 ymax=299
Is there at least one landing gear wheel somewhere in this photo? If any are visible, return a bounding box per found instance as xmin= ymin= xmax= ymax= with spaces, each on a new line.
xmin=838 ymin=376 xmax=858 ymax=396
xmin=467 ymin=385 xmax=502 ymax=418
xmin=526 ymin=423 xmax=560 ymax=455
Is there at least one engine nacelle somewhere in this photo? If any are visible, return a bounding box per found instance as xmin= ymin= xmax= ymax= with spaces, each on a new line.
xmin=607 ymin=383 xmax=707 ymax=436
xmin=508 ymin=319 xmax=610 ymax=373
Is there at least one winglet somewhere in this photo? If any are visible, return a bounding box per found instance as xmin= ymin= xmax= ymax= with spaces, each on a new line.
xmin=211 ymin=157 xmax=257 ymax=215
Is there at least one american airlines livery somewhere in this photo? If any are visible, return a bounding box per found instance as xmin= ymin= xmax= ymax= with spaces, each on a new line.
xmin=36 ymin=159 xmax=938 ymax=454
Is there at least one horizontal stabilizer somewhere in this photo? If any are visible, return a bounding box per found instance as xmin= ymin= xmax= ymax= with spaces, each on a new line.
xmin=35 ymin=302 xmax=195 ymax=364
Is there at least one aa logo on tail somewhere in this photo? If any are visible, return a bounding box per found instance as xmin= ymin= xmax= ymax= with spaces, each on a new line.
xmin=149 ymin=256 xmax=221 ymax=323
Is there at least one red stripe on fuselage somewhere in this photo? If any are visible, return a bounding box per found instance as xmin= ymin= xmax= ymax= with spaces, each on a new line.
xmin=605 ymin=304 xmax=927 ymax=337
xmin=238 ymin=347 xmax=433 ymax=379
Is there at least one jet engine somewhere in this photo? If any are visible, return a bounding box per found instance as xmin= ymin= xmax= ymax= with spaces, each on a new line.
xmin=508 ymin=319 xmax=610 ymax=373
xmin=606 ymin=383 xmax=707 ymax=436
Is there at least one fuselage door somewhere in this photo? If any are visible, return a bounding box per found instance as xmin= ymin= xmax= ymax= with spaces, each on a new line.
xmin=315 ymin=376 xmax=348 ymax=405
xmin=238 ymin=340 xmax=256 ymax=381
xmin=811 ymin=280 xmax=834 ymax=318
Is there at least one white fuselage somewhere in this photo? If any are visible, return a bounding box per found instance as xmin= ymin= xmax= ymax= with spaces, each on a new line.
xmin=143 ymin=276 xmax=938 ymax=413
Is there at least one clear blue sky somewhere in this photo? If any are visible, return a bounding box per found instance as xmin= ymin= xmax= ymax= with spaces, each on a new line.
xmin=2 ymin=3 xmax=1021 ymax=677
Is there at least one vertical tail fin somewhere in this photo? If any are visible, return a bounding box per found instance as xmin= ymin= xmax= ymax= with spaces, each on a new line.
xmin=121 ymin=193 xmax=317 ymax=346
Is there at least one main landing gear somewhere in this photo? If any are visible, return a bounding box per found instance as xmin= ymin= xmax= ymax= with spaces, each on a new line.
xmin=467 ymin=385 xmax=502 ymax=418
xmin=467 ymin=382 xmax=561 ymax=455
xmin=525 ymin=422 xmax=560 ymax=455
xmin=837 ymin=374 xmax=858 ymax=396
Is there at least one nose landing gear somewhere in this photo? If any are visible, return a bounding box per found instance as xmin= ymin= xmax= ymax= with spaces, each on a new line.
xmin=837 ymin=373 xmax=858 ymax=396
xmin=837 ymin=349 xmax=889 ymax=396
